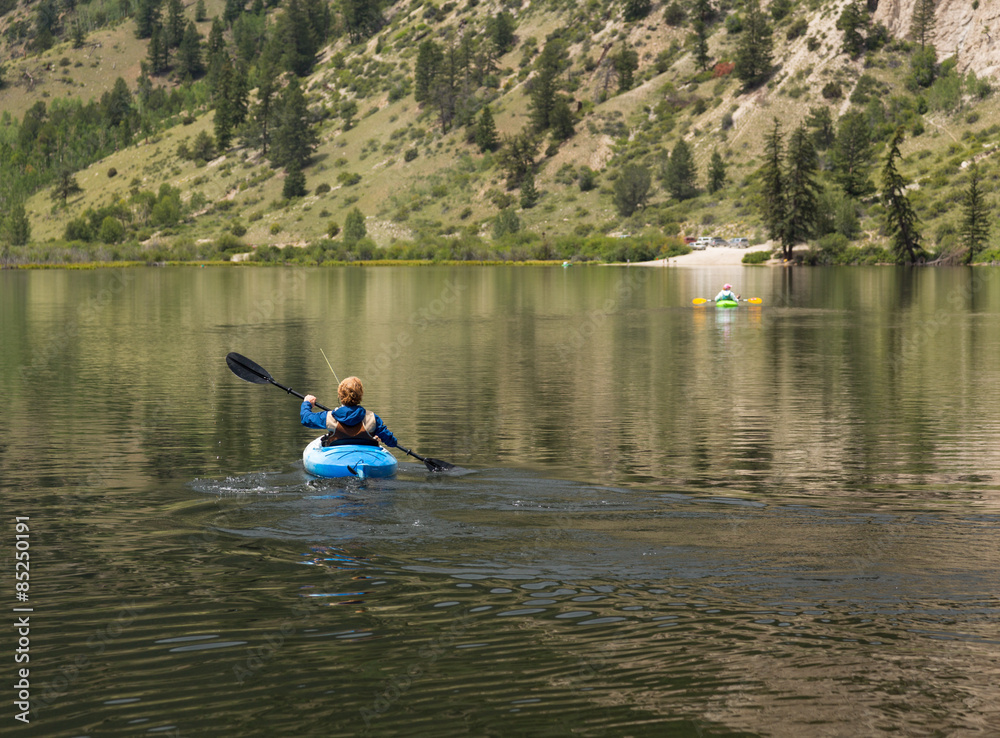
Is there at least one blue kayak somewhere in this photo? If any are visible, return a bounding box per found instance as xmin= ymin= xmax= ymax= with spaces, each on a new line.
xmin=302 ymin=436 xmax=398 ymax=479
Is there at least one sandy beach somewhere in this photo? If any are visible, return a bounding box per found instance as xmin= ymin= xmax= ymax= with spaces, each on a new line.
xmin=633 ymin=243 xmax=773 ymax=267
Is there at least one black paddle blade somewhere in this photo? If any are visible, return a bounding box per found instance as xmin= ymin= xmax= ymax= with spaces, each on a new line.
xmin=423 ymin=457 xmax=455 ymax=472
xmin=226 ymin=352 xmax=273 ymax=384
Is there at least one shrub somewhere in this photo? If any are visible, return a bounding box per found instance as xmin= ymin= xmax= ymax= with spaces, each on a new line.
xmin=822 ymin=81 xmax=842 ymax=99
xmin=107 ymin=167 xmax=117 ymax=178
xmin=327 ymin=221 xmax=340 ymax=238
xmin=742 ymin=249 xmax=771 ymax=264
xmin=404 ymin=147 xmax=418 ymax=161
xmin=315 ymin=182 xmax=332 ymax=195
xmin=787 ymin=18 xmax=808 ymax=40
xmin=270 ymin=223 xmax=282 ymax=235
xmin=337 ymin=172 xmax=362 ymax=186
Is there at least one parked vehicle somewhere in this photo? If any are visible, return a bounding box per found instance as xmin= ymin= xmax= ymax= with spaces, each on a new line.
xmin=710 ymin=237 xmax=728 ymax=247
xmin=692 ymin=237 xmax=712 ymax=250
xmin=729 ymin=237 xmax=750 ymax=248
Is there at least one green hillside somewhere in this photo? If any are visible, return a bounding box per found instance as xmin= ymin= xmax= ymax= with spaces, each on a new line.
xmin=1 ymin=0 xmax=998 ymax=265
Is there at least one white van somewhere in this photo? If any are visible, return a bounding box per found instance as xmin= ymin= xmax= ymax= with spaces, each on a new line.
xmin=692 ymin=237 xmax=713 ymax=250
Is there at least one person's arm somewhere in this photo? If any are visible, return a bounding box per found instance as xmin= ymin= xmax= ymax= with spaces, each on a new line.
xmin=371 ymin=413 xmax=398 ymax=447
xmin=300 ymin=395 xmax=329 ymax=430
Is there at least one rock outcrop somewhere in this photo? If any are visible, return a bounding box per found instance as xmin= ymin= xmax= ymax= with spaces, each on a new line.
xmin=874 ymin=0 xmax=1000 ymax=78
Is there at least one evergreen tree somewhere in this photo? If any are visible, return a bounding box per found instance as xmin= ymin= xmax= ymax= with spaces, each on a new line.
xmin=707 ymin=149 xmax=727 ymax=194
xmin=474 ymin=105 xmax=499 ymax=152
xmin=342 ymin=0 xmax=383 ymax=44
xmin=206 ymin=18 xmax=227 ymax=89
xmin=663 ymin=139 xmax=698 ymax=200
xmin=910 ymin=0 xmax=936 ymax=48
xmin=692 ymin=19 xmax=710 ymax=72
xmin=273 ymin=0 xmax=318 ymax=77
xmin=693 ymin=0 xmax=713 ymax=24
xmin=343 ymin=206 xmax=367 ymax=245
xmin=804 ymin=106 xmax=835 ymax=151
xmin=414 ymin=40 xmax=443 ymax=104
xmin=734 ymin=0 xmax=772 ymax=88
xmin=51 ymin=167 xmax=83 ymax=204
xmin=528 ymin=39 xmax=566 ymax=132
xmin=782 ymin=124 xmax=820 ymax=256
xmin=147 ymin=24 xmax=170 ymax=75
xmin=613 ymin=43 xmax=639 ymax=92
xmin=224 ymin=0 xmax=244 ymax=26
xmin=622 ymin=0 xmax=650 ymax=22
xmin=880 ymin=126 xmax=924 ymax=264
xmin=613 ymin=163 xmax=652 ymax=216
xmin=496 ymin=130 xmax=539 ymax=188
xmin=176 ymin=21 xmax=205 ymax=80
xmin=836 ymin=0 xmax=868 ymax=58
xmin=271 ymin=77 xmax=318 ymax=170
xmin=961 ymin=163 xmax=991 ymax=265
xmin=486 ymin=12 xmax=516 ymax=55
xmin=214 ymin=57 xmax=237 ymax=150
xmin=519 ymin=169 xmax=539 ymax=209
xmin=103 ymin=77 xmax=134 ymax=129
xmin=71 ymin=21 xmax=86 ymax=49
xmin=195 ymin=0 xmax=207 ymax=21
xmin=244 ymin=61 xmax=278 ymax=155
xmin=165 ymin=0 xmax=185 ymax=48
xmin=2 ymin=201 xmax=31 ymax=247
xmin=833 ymin=110 xmax=874 ymax=198
xmin=282 ymin=160 xmax=307 ymax=198
xmin=759 ymin=118 xmax=785 ymax=252
xmin=549 ymin=97 xmax=575 ymax=142
xmin=134 ymin=0 xmax=162 ymax=39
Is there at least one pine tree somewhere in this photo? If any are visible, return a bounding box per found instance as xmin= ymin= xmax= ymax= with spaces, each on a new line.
xmin=549 ymin=97 xmax=575 ymax=142
xmin=880 ymin=126 xmax=924 ymax=264
xmin=529 ymin=40 xmax=566 ymax=132
xmin=782 ymin=124 xmax=820 ymax=255
xmin=734 ymin=0 xmax=772 ymax=88
xmin=496 ymin=130 xmax=539 ymax=188
xmin=282 ymin=160 xmax=307 ymax=199
xmin=51 ymin=167 xmax=83 ymax=204
xmin=271 ymin=77 xmax=318 ymax=170
xmin=804 ymin=106 xmax=835 ymax=151
xmin=165 ymin=0 xmax=185 ymax=49
xmin=833 ymin=110 xmax=874 ymax=198
xmin=240 ymin=61 xmax=277 ymax=154
xmin=214 ymin=57 xmax=236 ymax=150
xmin=692 ymin=19 xmax=710 ymax=72
xmin=474 ymin=105 xmax=499 ymax=152
xmin=176 ymin=21 xmax=205 ymax=80
xmin=342 ymin=0 xmax=384 ymax=44
xmin=613 ymin=43 xmax=639 ymax=93
xmin=663 ymin=139 xmax=698 ymax=200
xmin=414 ymin=40 xmax=443 ymax=104
xmin=961 ymin=163 xmax=991 ymax=265
xmin=707 ymin=150 xmax=727 ymax=194
xmin=147 ymin=24 xmax=169 ymax=75
xmin=519 ymin=169 xmax=539 ymax=209
xmin=613 ymin=163 xmax=652 ymax=216
xmin=134 ymin=0 xmax=161 ymax=39
xmin=195 ymin=0 xmax=207 ymax=21
xmin=836 ymin=0 xmax=868 ymax=58
xmin=759 ymin=118 xmax=786 ymax=253
xmin=622 ymin=0 xmax=651 ymax=22
xmin=910 ymin=0 xmax=936 ymax=48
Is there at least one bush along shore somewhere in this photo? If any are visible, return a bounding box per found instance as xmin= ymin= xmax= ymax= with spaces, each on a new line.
xmin=0 ymin=233 xmax=692 ymax=268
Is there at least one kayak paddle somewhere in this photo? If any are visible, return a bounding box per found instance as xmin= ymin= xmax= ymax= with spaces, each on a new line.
xmin=692 ymin=297 xmax=763 ymax=305
xmin=225 ymin=352 xmax=454 ymax=472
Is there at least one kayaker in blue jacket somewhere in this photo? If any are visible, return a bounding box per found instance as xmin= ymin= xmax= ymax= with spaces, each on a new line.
xmin=714 ymin=283 xmax=740 ymax=302
xmin=301 ymin=376 xmax=399 ymax=448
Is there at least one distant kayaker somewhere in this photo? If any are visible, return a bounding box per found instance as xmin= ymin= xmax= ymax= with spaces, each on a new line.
xmin=301 ymin=377 xmax=399 ymax=448
xmin=714 ymin=283 xmax=740 ymax=302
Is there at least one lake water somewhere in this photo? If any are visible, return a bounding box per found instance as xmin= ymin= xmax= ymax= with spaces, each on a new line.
xmin=2 ymin=265 xmax=999 ymax=736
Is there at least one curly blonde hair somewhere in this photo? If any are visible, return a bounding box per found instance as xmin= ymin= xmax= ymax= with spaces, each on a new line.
xmin=338 ymin=376 xmax=364 ymax=406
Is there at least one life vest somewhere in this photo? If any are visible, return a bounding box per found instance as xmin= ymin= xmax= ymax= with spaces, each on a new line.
xmin=321 ymin=409 xmax=380 ymax=447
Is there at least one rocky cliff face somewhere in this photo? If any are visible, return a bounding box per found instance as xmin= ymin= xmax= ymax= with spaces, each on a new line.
xmin=874 ymin=0 xmax=1000 ymax=77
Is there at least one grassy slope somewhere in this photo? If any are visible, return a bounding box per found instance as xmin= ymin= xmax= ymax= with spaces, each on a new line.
xmin=7 ymin=0 xmax=1000 ymax=254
